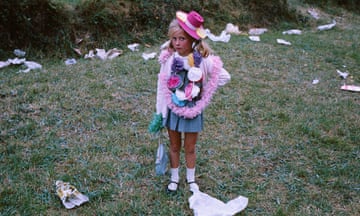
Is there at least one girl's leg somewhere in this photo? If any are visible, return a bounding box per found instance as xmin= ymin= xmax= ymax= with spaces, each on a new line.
xmin=167 ymin=129 xmax=182 ymax=191
xmin=184 ymin=132 xmax=198 ymax=168
xmin=168 ymin=129 xmax=182 ymax=168
xmin=184 ymin=132 xmax=200 ymax=191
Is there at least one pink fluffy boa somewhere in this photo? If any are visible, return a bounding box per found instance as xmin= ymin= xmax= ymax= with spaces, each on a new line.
xmin=159 ymin=50 xmax=222 ymax=119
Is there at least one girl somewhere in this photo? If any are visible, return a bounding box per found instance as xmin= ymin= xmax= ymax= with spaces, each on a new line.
xmin=155 ymin=10 xmax=231 ymax=192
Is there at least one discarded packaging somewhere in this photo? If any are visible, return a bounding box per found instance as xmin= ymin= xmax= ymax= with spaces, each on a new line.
xmin=249 ymin=36 xmax=260 ymax=42
xmin=282 ymin=29 xmax=302 ymax=35
xmin=225 ymin=23 xmax=242 ymax=35
xmin=95 ymin=48 xmax=123 ymax=60
xmin=312 ymin=79 xmax=319 ymax=84
xmin=308 ymin=8 xmax=320 ymax=19
xmin=56 ymin=180 xmax=89 ymax=209
xmin=336 ymin=69 xmax=349 ymax=79
xmin=19 ymin=61 xmax=42 ymax=73
xmin=317 ymin=20 xmax=336 ymax=31
xmin=128 ymin=43 xmax=140 ymax=51
xmin=14 ymin=49 xmax=26 ymax=57
xmin=341 ymin=85 xmax=360 ymax=92
xmin=276 ymin=39 xmax=291 ymax=45
xmin=142 ymin=52 xmax=157 ymax=61
xmin=65 ymin=58 xmax=77 ymax=65
xmin=84 ymin=48 xmax=123 ymax=60
xmin=249 ymin=28 xmax=268 ymax=35
xmin=189 ymin=189 xmax=248 ymax=216
xmin=205 ymin=29 xmax=231 ymax=43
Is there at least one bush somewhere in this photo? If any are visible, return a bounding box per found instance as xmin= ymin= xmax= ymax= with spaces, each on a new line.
xmin=301 ymin=0 xmax=360 ymax=13
xmin=0 ymin=0 xmax=72 ymax=57
xmin=0 ymin=0 xmax=298 ymax=59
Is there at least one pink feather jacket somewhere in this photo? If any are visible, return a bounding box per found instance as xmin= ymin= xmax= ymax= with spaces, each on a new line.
xmin=156 ymin=49 xmax=231 ymax=119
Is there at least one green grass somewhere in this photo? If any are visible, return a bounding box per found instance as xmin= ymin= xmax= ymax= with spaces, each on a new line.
xmin=1 ymin=3 xmax=359 ymax=216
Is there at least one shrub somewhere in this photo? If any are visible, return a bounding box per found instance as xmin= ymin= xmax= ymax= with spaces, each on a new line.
xmin=0 ymin=0 xmax=299 ymax=59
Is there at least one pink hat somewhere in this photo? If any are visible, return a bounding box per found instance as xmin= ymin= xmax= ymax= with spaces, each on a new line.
xmin=176 ymin=11 xmax=206 ymax=40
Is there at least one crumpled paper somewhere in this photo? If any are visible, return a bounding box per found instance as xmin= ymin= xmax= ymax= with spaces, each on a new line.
xmin=189 ymin=189 xmax=248 ymax=216
xmin=56 ymin=180 xmax=89 ymax=209
xmin=205 ymin=29 xmax=231 ymax=43
xmin=317 ymin=20 xmax=336 ymax=31
xmin=276 ymin=39 xmax=292 ymax=46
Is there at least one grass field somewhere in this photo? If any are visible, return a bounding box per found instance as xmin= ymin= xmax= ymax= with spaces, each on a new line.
xmin=1 ymin=2 xmax=359 ymax=216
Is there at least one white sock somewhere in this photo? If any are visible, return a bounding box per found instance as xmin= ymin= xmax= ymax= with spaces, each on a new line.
xmin=186 ymin=167 xmax=195 ymax=183
xmin=170 ymin=167 xmax=179 ymax=182
xmin=168 ymin=167 xmax=179 ymax=191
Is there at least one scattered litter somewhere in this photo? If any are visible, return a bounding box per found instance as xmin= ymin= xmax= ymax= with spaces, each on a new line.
xmin=142 ymin=52 xmax=157 ymax=61
xmin=0 ymin=61 xmax=10 ymax=69
xmin=189 ymin=189 xmax=248 ymax=216
xmin=95 ymin=48 xmax=123 ymax=60
xmin=84 ymin=50 xmax=95 ymax=59
xmin=0 ymin=57 xmax=41 ymax=73
xmin=308 ymin=8 xmax=320 ymax=19
xmin=249 ymin=28 xmax=268 ymax=35
xmin=205 ymin=29 xmax=231 ymax=43
xmin=312 ymin=79 xmax=319 ymax=84
xmin=276 ymin=39 xmax=291 ymax=45
xmin=341 ymin=84 xmax=360 ymax=92
xmin=14 ymin=49 xmax=26 ymax=57
xmin=249 ymin=36 xmax=260 ymax=42
xmin=73 ymin=48 xmax=82 ymax=56
xmin=56 ymin=180 xmax=89 ymax=209
xmin=336 ymin=69 xmax=349 ymax=79
xmin=19 ymin=61 xmax=42 ymax=73
xmin=128 ymin=43 xmax=140 ymax=51
xmin=65 ymin=58 xmax=77 ymax=65
xmin=317 ymin=20 xmax=336 ymax=31
xmin=282 ymin=29 xmax=302 ymax=35
xmin=84 ymin=48 xmax=123 ymax=60
xmin=225 ymin=23 xmax=243 ymax=35
xmin=8 ymin=58 xmax=26 ymax=65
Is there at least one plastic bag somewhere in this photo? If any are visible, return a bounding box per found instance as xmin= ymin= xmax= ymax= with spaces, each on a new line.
xmin=155 ymin=135 xmax=168 ymax=175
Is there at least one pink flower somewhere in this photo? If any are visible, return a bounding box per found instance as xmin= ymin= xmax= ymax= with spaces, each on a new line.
xmin=167 ymin=74 xmax=183 ymax=90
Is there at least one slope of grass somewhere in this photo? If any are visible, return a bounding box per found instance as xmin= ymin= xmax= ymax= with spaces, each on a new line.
xmin=1 ymin=4 xmax=359 ymax=216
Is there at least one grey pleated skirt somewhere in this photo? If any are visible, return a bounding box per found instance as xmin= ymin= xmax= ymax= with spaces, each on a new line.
xmin=163 ymin=109 xmax=203 ymax=133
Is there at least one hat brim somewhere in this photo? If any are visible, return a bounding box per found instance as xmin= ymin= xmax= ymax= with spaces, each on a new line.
xmin=176 ymin=11 xmax=206 ymax=40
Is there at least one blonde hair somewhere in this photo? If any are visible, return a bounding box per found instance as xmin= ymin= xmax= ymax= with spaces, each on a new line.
xmin=167 ymin=19 xmax=212 ymax=57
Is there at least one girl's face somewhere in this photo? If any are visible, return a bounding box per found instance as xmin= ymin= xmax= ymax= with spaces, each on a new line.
xmin=171 ymin=29 xmax=194 ymax=56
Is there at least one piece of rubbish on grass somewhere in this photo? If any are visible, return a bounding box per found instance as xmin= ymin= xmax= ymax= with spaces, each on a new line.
xmin=0 ymin=61 xmax=11 ymax=69
xmin=56 ymin=180 xmax=89 ymax=209
xmin=189 ymin=188 xmax=248 ymax=216
xmin=341 ymin=84 xmax=360 ymax=92
xmin=336 ymin=69 xmax=349 ymax=79
xmin=282 ymin=29 xmax=302 ymax=35
xmin=248 ymin=28 xmax=268 ymax=35
xmin=84 ymin=48 xmax=123 ymax=60
xmin=128 ymin=43 xmax=140 ymax=51
xmin=249 ymin=36 xmax=260 ymax=42
xmin=65 ymin=58 xmax=77 ymax=65
xmin=276 ymin=39 xmax=291 ymax=45
xmin=19 ymin=61 xmax=42 ymax=73
xmin=317 ymin=20 xmax=336 ymax=31
xmin=312 ymin=79 xmax=319 ymax=84
xmin=14 ymin=49 xmax=26 ymax=57
xmin=205 ymin=29 xmax=231 ymax=43
xmin=8 ymin=58 xmax=26 ymax=65
xmin=142 ymin=52 xmax=157 ymax=61
xmin=95 ymin=48 xmax=123 ymax=60
xmin=308 ymin=8 xmax=320 ymax=19
xmin=225 ymin=23 xmax=243 ymax=35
